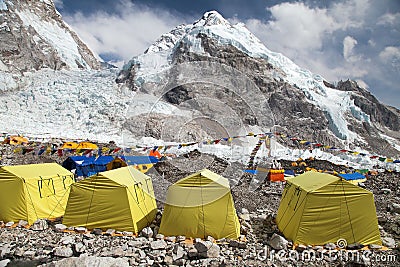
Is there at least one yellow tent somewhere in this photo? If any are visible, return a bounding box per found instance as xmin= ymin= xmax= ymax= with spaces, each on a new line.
xmin=276 ymin=171 xmax=381 ymax=246
xmin=159 ymin=169 xmax=240 ymax=239
xmin=106 ymin=157 xmax=127 ymax=171
xmin=76 ymin=142 xmax=98 ymax=150
xmin=61 ymin=142 xmax=79 ymax=149
xmin=0 ymin=163 xmax=75 ymax=224
xmin=63 ymin=166 xmax=157 ymax=233
xmin=2 ymin=135 xmax=29 ymax=145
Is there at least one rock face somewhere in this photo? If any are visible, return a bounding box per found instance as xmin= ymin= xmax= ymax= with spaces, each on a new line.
xmin=117 ymin=11 xmax=400 ymax=156
xmin=0 ymin=0 xmax=101 ymax=73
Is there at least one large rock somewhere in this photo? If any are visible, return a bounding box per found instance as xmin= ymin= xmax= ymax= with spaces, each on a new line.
xmin=30 ymin=219 xmax=48 ymax=231
xmin=269 ymin=234 xmax=288 ymax=250
xmin=382 ymin=236 xmax=396 ymax=248
xmin=141 ymin=227 xmax=153 ymax=238
xmin=39 ymin=254 xmax=130 ymax=267
xmin=0 ymin=259 xmax=10 ymax=267
xmin=54 ymin=224 xmax=67 ymax=232
xmin=150 ymin=240 xmax=167 ymax=250
xmin=172 ymin=245 xmax=186 ymax=261
xmin=194 ymin=241 xmax=220 ymax=258
xmin=54 ymin=247 xmax=73 ymax=258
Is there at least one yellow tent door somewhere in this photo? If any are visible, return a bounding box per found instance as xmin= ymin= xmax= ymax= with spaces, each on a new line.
xmin=63 ymin=166 xmax=157 ymax=233
xmin=159 ymin=169 xmax=240 ymax=239
xmin=0 ymin=163 xmax=75 ymax=224
xmin=276 ymin=171 xmax=381 ymax=245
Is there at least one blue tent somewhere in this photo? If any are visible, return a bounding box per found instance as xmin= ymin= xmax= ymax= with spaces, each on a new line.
xmin=121 ymin=156 xmax=159 ymax=165
xmin=338 ymin=172 xmax=366 ymax=181
xmin=284 ymin=169 xmax=296 ymax=177
xmin=62 ymin=156 xmax=115 ymax=177
xmin=243 ymin=169 xmax=258 ymax=174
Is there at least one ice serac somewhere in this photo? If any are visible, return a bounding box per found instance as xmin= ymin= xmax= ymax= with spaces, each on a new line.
xmin=0 ymin=0 xmax=101 ymax=73
xmin=117 ymin=10 xmax=400 ymax=156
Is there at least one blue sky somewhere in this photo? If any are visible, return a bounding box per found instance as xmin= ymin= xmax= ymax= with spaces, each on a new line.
xmin=54 ymin=0 xmax=400 ymax=108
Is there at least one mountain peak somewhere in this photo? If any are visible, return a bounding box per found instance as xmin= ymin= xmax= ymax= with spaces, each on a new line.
xmin=193 ymin=10 xmax=231 ymax=27
xmin=0 ymin=0 xmax=101 ymax=72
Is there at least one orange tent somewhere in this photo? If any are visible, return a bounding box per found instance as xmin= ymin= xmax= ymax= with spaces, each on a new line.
xmin=149 ymin=149 xmax=161 ymax=159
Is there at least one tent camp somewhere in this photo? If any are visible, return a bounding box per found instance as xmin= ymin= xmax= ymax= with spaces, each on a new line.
xmin=276 ymin=171 xmax=381 ymax=245
xmin=159 ymin=169 xmax=240 ymax=239
xmin=0 ymin=163 xmax=75 ymax=224
xmin=121 ymin=156 xmax=159 ymax=173
xmin=62 ymin=156 xmax=115 ymax=177
xmin=63 ymin=166 xmax=157 ymax=233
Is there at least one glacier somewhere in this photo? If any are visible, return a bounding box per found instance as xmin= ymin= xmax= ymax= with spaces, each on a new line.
xmin=125 ymin=11 xmax=371 ymax=143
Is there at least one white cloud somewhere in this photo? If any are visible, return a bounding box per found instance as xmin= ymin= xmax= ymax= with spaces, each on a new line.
xmin=243 ymin=0 xmax=371 ymax=83
xmin=255 ymin=2 xmax=339 ymax=52
xmin=379 ymin=46 xmax=400 ymax=72
xmin=377 ymin=12 xmax=400 ymax=26
xmin=63 ymin=0 xmax=184 ymax=63
xmin=329 ymin=0 xmax=370 ymax=29
xmin=343 ymin=36 xmax=358 ymax=62
xmin=379 ymin=46 xmax=400 ymax=62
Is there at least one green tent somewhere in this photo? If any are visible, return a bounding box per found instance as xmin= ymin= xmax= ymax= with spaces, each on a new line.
xmin=276 ymin=171 xmax=381 ymax=246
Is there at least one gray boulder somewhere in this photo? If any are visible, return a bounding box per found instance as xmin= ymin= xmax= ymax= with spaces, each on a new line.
xmin=194 ymin=241 xmax=220 ymax=258
xmin=269 ymin=234 xmax=288 ymax=250
xmin=54 ymin=247 xmax=73 ymax=258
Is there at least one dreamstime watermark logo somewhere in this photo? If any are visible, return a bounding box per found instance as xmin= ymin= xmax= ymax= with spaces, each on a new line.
xmin=254 ymin=246 xmax=397 ymax=264
xmin=336 ymin=238 xmax=348 ymax=249
xmin=122 ymin=61 xmax=275 ymax=204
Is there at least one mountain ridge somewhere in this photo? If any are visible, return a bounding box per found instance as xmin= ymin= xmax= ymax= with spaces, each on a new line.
xmin=117 ymin=10 xmax=400 ymax=157
xmin=0 ymin=0 xmax=101 ymax=73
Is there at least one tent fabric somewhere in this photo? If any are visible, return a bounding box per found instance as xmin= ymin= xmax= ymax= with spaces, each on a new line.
xmin=106 ymin=157 xmax=127 ymax=171
xmin=2 ymin=136 xmax=29 ymax=145
xmin=62 ymin=156 xmax=115 ymax=177
xmin=159 ymin=169 xmax=240 ymax=239
xmin=276 ymin=171 xmax=381 ymax=246
xmin=121 ymin=156 xmax=159 ymax=173
xmin=61 ymin=142 xmax=79 ymax=149
xmin=76 ymin=142 xmax=98 ymax=150
xmin=0 ymin=163 xmax=75 ymax=224
xmin=63 ymin=166 xmax=157 ymax=233
xmin=338 ymin=173 xmax=366 ymax=181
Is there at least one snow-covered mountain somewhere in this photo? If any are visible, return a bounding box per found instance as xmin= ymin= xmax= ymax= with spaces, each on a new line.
xmin=0 ymin=6 xmax=399 ymax=169
xmin=117 ymin=11 xmax=400 ymax=157
xmin=0 ymin=0 xmax=100 ymax=75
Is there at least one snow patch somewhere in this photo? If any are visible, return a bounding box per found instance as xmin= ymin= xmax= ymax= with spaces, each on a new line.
xmin=16 ymin=9 xmax=89 ymax=70
xmin=0 ymin=0 xmax=7 ymax=10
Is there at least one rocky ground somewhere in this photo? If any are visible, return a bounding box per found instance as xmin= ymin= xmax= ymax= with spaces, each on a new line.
xmin=0 ymin=146 xmax=399 ymax=266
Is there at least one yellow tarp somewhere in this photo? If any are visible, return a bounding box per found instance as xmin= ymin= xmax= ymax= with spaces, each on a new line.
xmin=0 ymin=163 xmax=75 ymax=224
xmin=2 ymin=136 xmax=29 ymax=145
xmin=61 ymin=142 xmax=79 ymax=149
xmin=277 ymin=171 xmax=381 ymax=245
xmin=76 ymin=142 xmax=98 ymax=150
xmin=159 ymin=169 xmax=240 ymax=239
xmin=63 ymin=166 xmax=157 ymax=233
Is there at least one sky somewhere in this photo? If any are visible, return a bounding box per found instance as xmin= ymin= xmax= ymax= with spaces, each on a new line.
xmin=54 ymin=0 xmax=400 ymax=108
